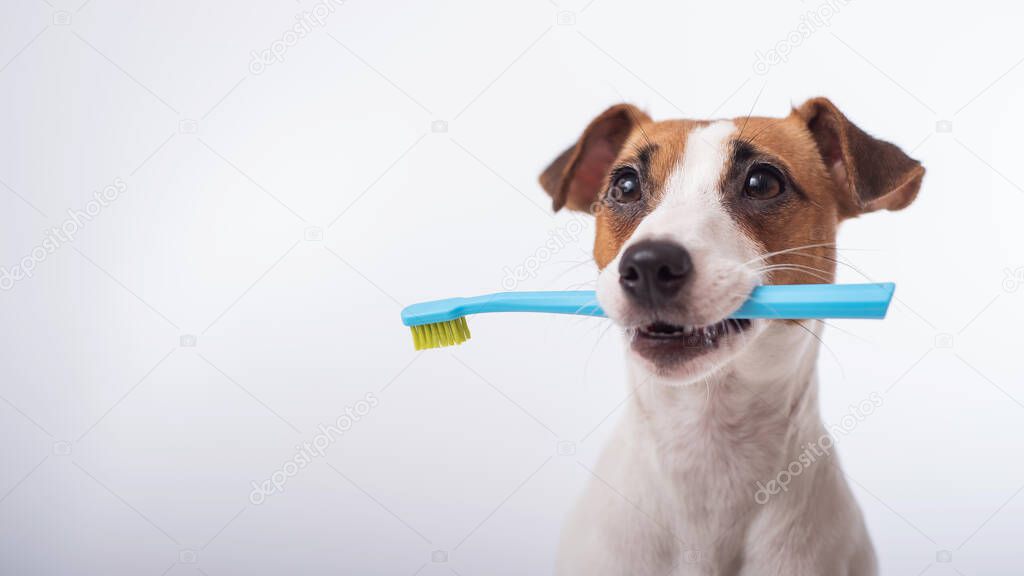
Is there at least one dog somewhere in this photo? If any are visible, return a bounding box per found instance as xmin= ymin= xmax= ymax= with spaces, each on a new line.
xmin=538 ymin=98 xmax=924 ymax=575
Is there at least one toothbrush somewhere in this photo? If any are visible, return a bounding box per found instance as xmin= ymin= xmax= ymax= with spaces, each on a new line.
xmin=400 ymin=282 xmax=895 ymax=351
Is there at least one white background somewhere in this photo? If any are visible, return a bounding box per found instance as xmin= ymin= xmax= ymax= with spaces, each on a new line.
xmin=2 ymin=0 xmax=1023 ymax=574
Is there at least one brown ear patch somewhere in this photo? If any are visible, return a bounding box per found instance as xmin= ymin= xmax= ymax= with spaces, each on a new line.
xmin=796 ymin=97 xmax=925 ymax=217
xmin=538 ymin=104 xmax=651 ymax=212
xmin=538 ymin=145 xmax=576 ymax=207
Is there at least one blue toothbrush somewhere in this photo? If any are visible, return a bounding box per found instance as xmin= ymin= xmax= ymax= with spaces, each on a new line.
xmin=401 ymin=283 xmax=895 ymax=350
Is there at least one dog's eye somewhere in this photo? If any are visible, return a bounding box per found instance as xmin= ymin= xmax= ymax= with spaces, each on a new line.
xmin=743 ymin=165 xmax=785 ymax=200
xmin=609 ymin=168 xmax=641 ymax=203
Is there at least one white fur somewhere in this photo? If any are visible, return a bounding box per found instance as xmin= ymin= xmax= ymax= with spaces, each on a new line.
xmin=560 ymin=122 xmax=876 ymax=575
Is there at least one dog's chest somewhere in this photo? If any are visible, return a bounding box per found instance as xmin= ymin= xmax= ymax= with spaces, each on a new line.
xmin=636 ymin=379 xmax=793 ymax=535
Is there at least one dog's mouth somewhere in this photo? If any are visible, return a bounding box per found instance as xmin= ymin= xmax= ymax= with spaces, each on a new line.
xmin=636 ymin=318 xmax=752 ymax=342
xmin=629 ymin=317 xmax=754 ymax=371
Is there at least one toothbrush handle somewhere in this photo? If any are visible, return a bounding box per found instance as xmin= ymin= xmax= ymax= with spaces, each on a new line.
xmin=461 ymin=283 xmax=896 ymax=319
xmin=400 ymin=283 xmax=895 ymax=325
xmin=461 ymin=291 xmax=603 ymax=317
xmin=734 ymin=282 xmax=895 ymax=319
xmin=400 ymin=291 xmax=601 ymax=325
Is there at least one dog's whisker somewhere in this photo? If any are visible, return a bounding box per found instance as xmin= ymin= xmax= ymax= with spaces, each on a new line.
xmin=756 ymin=266 xmax=835 ymax=284
xmin=746 ymin=252 xmax=893 ymax=289
xmin=742 ymin=117 xmax=784 ymax=145
xmin=795 ymin=320 xmax=847 ymax=382
xmin=545 ymin=259 xmax=599 ymax=289
xmin=817 ymin=319 xmax=874 ymax=345
xmin=763 ymin=252 xmax=886 ymax=285
xmin=814 ymin=254 xmax=882 ymax=283
xmin=754 ymin=263 xmax=835 ymax=279
xmin=736 ymin=81 xmax=766 ymax=142
xmin=745 ymin=245 xmax=881 ymax=270
xmin=582 ymin=321 xmax=616 ymax=388
xmin=741 ymin=242 xmax=837 ymax=266
xmin=545 ymin=257 xmax=595 ymax=267
xmin=620 ymin=103 xmax=656 ymax=152
xmin=564 ymin=280 xmax=598 ymax=292
xmin=754 ymin=262 xmax=833 ymax=275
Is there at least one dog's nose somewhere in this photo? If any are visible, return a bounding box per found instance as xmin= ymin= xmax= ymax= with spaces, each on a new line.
xmin=618 ymin=240 xmax=693 ymax=306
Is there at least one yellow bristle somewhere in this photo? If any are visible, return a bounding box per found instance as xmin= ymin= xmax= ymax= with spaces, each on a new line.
xmin=408 ymin=318 xmax=472 ymax=350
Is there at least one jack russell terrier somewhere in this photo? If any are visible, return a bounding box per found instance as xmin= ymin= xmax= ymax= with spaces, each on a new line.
xmin=538 ymin=97 xmax=924 ymax=575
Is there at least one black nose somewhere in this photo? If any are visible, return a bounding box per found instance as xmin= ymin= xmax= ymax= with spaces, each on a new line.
xmin=618 ymin=240 xmax=693 ymax=306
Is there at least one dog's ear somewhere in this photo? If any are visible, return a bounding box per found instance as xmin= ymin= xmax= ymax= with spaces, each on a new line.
xmin=796 ymin=97 xmax=925 ymax=217
xmin=539 ymin=104 xmax=651 ymax=212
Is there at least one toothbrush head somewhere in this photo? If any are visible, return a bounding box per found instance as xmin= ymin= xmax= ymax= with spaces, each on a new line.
xmin=408 ymin=317 xmax=472 ymax=351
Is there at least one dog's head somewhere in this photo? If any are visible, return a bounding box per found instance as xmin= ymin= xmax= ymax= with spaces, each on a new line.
xmin=540 ymin=98 xmax=924 ymax=382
